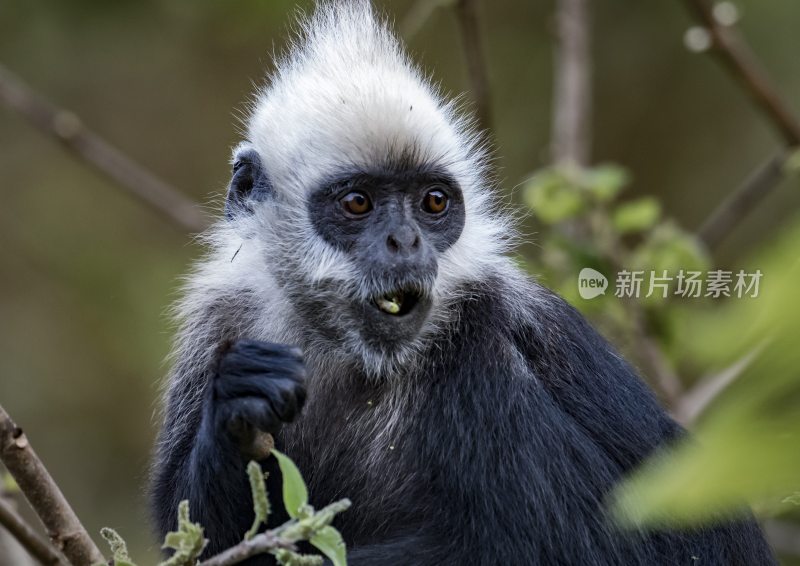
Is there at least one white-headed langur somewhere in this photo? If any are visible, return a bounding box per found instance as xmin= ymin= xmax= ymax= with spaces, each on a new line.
xmin=149 ymin=2 xmax=776 ymax=564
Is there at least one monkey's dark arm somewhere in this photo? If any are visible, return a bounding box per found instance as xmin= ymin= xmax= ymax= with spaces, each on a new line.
xmin=512 ymin=287 xmax=681 ymax=470
xmin=150 ymin=340 xmax=305 ymax=559
xmin=515 ymin=286 xmax=776 ymax=564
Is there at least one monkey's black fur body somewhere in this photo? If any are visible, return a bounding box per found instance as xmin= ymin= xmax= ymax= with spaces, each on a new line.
xmin=150 ymin=2 xmax=775 ymax=564
xmin=151 ymin=275 xmax=775 ymax=565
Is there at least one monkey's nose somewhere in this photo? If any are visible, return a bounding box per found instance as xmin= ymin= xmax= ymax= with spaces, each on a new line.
xmin=385 ymin=227 xmax=421 ymax=257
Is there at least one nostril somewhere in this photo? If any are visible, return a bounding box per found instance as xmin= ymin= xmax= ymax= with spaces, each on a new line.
xmin=386 ymin=234 xmax=400 ymax=254
xmin=411 ymin=234 xmax=420 ymax=250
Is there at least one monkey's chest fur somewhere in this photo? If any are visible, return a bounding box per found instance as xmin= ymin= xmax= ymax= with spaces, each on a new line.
xmin=278 ymin=287 xmax=633 ymax=560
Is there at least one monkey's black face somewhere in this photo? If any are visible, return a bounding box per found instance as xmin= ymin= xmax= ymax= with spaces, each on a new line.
xmin=307 ymin=168 xmax=466 ymax=345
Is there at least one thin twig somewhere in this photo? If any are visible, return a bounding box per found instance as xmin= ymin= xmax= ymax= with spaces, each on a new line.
xmin=0 ymin=63 xmax=209 ymax=233
xmin=623 ymin=298 xmax=684 ymax=405
xmin=682 ymin=0 xmax=800 ymax=146
xmin=453 ymin=0 xmax=492 ymax=132
xmin=697 ymin=151 xmax=792 ymax=249
xmin=764 ymin=520 xmax=800 ymax=557
xmin=674 ymin=345 xmax=762 ymax=425
xmin=0 ymin=497 xmax=67 ymax=566
xmin=552 ymin=0 xmax=592 ymax=166
xmin=0 ymin=404 xmax=105 ymax=566
xmin=198 ymin=530 xmax=295 ymax=566
xmin=400 ymin=0 xmax=449 ymax=39
xmin=602 ymin=230 xmax=684 ymax=404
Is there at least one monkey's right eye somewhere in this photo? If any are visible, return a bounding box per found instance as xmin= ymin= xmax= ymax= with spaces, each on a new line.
xmin=340 ymin=191 xmax=373 ymax=216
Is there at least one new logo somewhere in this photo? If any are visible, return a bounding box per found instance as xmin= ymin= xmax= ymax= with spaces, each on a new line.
xmin=578 ymin=268 xmax=608 ymax=300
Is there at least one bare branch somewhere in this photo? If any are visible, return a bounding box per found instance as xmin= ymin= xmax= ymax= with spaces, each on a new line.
xmin=682 ymin=0 xmax=800 ymax=146
xmin=198 ymin=531 xmax=295 ymax=566
xmin=552 ymin=0 xmax=592 ymax=166
xmin=764 ymin=519 xmax=800 ymax=557
xmin=674 ymin=346 xmax=762 ymax=425
xmin=0 ymin=63 xmax=209 ymax=233
xmin=603 ymin=233 xmax=684 ymax=404
xmin=698 ymin=151 xmax=793 ymax=249
xmin=622 ymin=299 xmax=684 ymax=405
xmin=453 ymin=0 xmax=492 ymax=132
xmin=400 ymin=0 xmax=449 ymax=39
xmin=0 ymin=405 xmax=105 ymax=566
xmin=0 ymin=496 xmax=67 ymax=566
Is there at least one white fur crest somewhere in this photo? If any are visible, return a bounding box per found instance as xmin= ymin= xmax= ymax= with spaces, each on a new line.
xmin=178 ymin=0 xmax=517 ymax=376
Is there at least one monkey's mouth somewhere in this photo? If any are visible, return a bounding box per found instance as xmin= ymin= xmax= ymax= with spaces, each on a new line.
xmin=373 ymin=289 xmax=421 ymax=317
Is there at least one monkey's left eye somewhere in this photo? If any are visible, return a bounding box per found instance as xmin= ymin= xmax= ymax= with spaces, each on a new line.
xmin=340 ymin=191 xmax=373 ymax=216
xmin=422 ymin=189 xmax=449 ymax=214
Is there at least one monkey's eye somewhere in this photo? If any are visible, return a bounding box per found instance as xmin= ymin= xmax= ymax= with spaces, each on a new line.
xmin=422 ymin=189 xmax=448 ymax=214
xmin=340 ymin=191 xmax=372 ymax=216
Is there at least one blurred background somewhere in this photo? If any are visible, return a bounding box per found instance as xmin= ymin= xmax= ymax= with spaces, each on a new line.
xmin=1 ymin=0 xmax=799 ymax=563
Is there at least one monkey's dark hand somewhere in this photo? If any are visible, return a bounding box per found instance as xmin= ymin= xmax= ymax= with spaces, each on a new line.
xmin=212 ymin=339 xmax=307 ymax=451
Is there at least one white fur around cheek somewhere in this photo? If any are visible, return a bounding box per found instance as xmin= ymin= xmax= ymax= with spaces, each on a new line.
xmin=301 ymin=237 xmax=357 ymax=284
xmin=167 ymin=0 xmax=520 ymax=383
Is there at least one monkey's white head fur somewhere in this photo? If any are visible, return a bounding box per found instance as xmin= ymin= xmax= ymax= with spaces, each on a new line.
xmin=190 ymin=0 xmax=514 ymax=376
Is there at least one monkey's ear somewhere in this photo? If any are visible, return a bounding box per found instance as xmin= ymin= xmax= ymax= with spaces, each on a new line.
xmin=225 ymin=146 xmax=273 ymax=219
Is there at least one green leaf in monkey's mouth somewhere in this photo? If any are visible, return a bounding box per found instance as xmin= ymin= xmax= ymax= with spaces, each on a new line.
xmin=374 ymin=289 xmax=420 ymax=316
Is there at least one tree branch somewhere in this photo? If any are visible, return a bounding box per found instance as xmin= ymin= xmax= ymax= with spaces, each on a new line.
xmin=697 ymin=151 xmax=794 ymax=249
xmin=198 ymin=530 xmax=295 ymax=566
xmin=453 ymin=0 xmax=492 ymax=132
xmin=674 ymin=346 xmax=761 ymax=425
xmin=764 ymin=519 xmax=800 ymax=558
xmin=0 ymin=63 xmax=209 ymax=233
xmin=621 ymin=296 xmax=684 ymax=405
xmin=682 ymin=0 xmax=800 ymax=146
xmin=552 ymin=0 xmax=592 ymax=166
xmin=0 ymin=496 xmax=67 ymax=566
xmin=400 ymin=0 xmax=448 ymax=39
xmin=0 ymin=405 xmax=105 ymax=566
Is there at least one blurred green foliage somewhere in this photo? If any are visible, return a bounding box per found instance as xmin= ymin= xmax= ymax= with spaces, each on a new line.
xmin=1 ymin=0 xmax=799 ymax=563
xmin=98 ymin=453 xmax=350 ymax=565
xmin=101 ymin=527 xmax=137 ymax=566
xmin=612 ymin=217 xmax=800 ymax=528
xmin=522 ymin=159 xmax=709 ymax=364
xmin=159 ymin=501 xmax=207 ymax=566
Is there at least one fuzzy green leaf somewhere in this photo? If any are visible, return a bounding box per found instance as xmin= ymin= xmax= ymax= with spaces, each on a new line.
xmin=159 ymin=501 xmax=207 ymax=566
xmin=584 ymin=164 xmax=630 ymax=202
xmin=612 ymin=197 xmax=661 ymax=234
xmin=274 ymin=548 xmax=325 ymax=566
xmin=611 ymin=218 xmax=800 ymax=528
xmin=524 ymin=171 xmax=586 ymax=224
xmin=783 ymin=148 xmax=800 ymax=175
xmin=271 ymin=449 xmax=309 ymax=519
xmin=1 ymin=472 xmax=18 ymax=494
xmin=245 ymin=460 xmax=270 ymax=539
xmin=310 ymin=526 xmax=348 ymax=566
xmin=100 ymin=527 xmax=136 ymax=566
xmin=629 ymin=222 xmax=708 ymax=275
xmin=782 ymin=492 xmax=800 ymax=506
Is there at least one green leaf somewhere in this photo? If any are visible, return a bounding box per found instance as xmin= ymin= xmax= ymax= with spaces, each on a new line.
xmin=310 ymin=526 xmax=348 ymax=566
xmin=100 ymin=527 xmax=136 ymax=566
xmin=274 ymin=549 xmax=325 ymax=566
xmin=782 ymin=492 xmax=800 ymax=506
xmin=1 ymin=472 xmax=18 ymax=494
xmin=272 ymin=449 xmax=309 ymax=519
xmin=629 ymin=221 xmax=708 ymax=275
xmin=245 ymin=460 xmax=270 ymax=539
xmin=612 ymin=197 xmax=661 ymax=234
xmin=783 ymin=148 xmax=800 ymax=175
xmin=524 ymin=169 xmax=586 ymax=224
xmin=584 ymin=164 xmax=630 ymax=202
xmin=611 ymin=217 xmax=800 ymax=528
xmin=162 ymin=533 xmax=184 ymax=548
xmin=159 ymin=501 xmax=207 ymax=566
